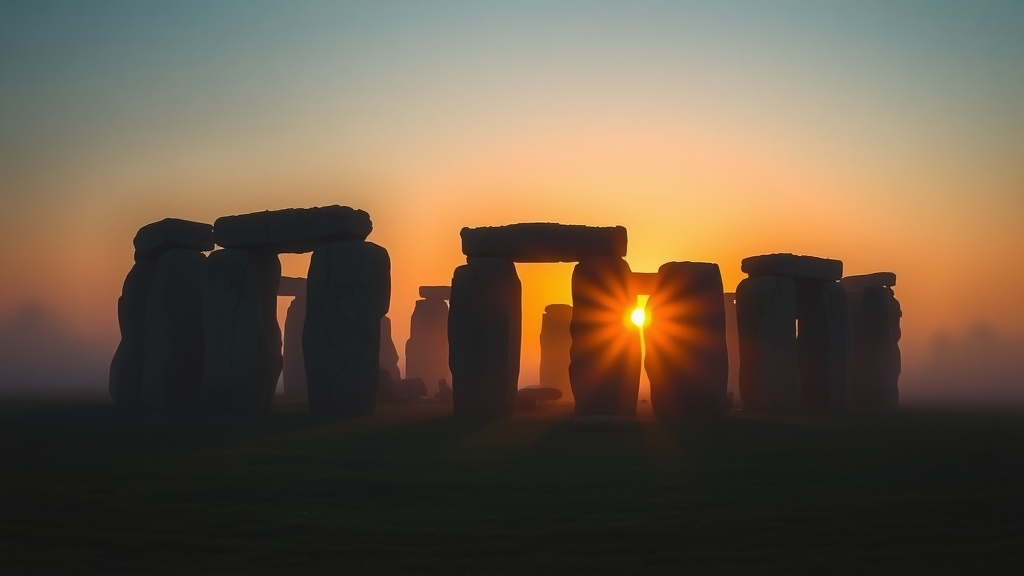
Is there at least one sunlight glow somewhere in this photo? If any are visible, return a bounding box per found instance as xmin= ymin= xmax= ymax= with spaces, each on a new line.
xmin=631 ymin=308 xmax=646 ymax=327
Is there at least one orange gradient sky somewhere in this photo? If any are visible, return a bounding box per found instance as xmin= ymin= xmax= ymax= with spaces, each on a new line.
xmin=1 ymin=1 xmax=1022 ymax=398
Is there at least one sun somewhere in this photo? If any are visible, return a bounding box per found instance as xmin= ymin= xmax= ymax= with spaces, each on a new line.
xmin=630 ymin=307 xmax=646 ymax=327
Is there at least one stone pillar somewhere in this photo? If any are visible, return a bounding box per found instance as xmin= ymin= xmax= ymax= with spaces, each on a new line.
xmin=379 ymin=316 xmax=401 ymax=382
xmin=644 ymin=262 xmax=728 ymax=419
xmin=843 ymin=276 xmax=901 ymax=410
xmin=405 ymin=288 xmax=451 ymax=396
xmin=109 ymin=258 xmax=158 ymax=407
xmin=303 ymin=240 xmax=391 ymax=417
xmin=569 ymin=257 xmax=640 ymax=417
xmin=448 ymin=258 xmax=522 ymax=417
xmin=539 ymin=304 xmax=573 ymax=400
xmin=282 ymin=294 xmax=307 ymax=401
xmin=723 ymin=292 xmax=740 ymax=406
xmin=795 ymin=280 xmax=851 ymax=413
xmin=141 ymin=249 xmax=207 ymax=409
xmin=201 ymin=249 xmax=282 ymax=413
xmin=736 ymin=275 xmax=800 ymax=413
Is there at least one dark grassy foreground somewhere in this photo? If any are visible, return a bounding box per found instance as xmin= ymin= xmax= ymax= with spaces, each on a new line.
xmin=1 ymin=399 xmax=1022 ymax=575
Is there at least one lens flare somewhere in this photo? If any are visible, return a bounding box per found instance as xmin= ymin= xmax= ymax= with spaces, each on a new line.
xmin=631 ymin=307 xmax=645 ymax=327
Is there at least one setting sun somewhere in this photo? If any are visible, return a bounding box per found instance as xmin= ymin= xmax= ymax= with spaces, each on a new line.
xmin=631 ymin=308 xmax=646 ymax=327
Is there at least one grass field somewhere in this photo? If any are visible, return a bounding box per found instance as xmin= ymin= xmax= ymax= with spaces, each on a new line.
xmin=1 ymin=398 xmax=1022 ymax=575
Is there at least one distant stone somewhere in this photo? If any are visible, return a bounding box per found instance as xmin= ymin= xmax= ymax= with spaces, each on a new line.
xmin=518 ymin=386 xmax=563 ymax=402
xmin=449 ymin=257 xmax=522 ymax=417
xmin=573 ymin=415 xmax=639 ymax=431
xmin=141 ymin=249 xmax=207 ymax=409
xmin=569 ymin=257 xmax=641 ymax=417
xmin=539 ymin=304 xmax=573 ymax=400
xmin=109 ymin=258 xmax=159 ymax=406
xmin=736 ymin=275 xmax=800 ymax=413
xmin=304 ymin=240 xmax=391 ymax=417
xmin=133 ymin=218 xmax=213 ymax=260
xmin=277 ymin=276 xmax=306 ymax=297
xmin=379 ymin=316 xmax=401 ymax=382
xmin=281 ymin=291 xmax=307 ymax=402
xmin=214 ymin=205 xmax=372 ymax=253
xmin=405 ymin=297 xmax=450 ymax=397
xmin=400 ymin=377 xmax=428 ymax=401
xmin=840 ymin=272 xmax=897 ymax=291
xmin=419 ymin=285 xmax=452 ymax=300
xmin=629 ymin=272 xmax=659 ymax=296
xmin=741 ymin=254 xmax=843 ymax=281
xmin=201 ymin=249 xmax=282 ymax=413
xmin=461 ymin=223 xmax=627 ymax=262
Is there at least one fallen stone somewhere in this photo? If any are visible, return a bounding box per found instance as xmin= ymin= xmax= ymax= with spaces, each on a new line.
xmin=840 ymin=272 xmax=897 ymax=292
xmin=736 ymin=275 xmax=800 ymax=413
xmin=419 ymin=285 xmax=452 ymax=300
xmin=629 ymin=272 xmax=659 ymax=296
xmin=304 ymin=240 xmax=391 ymax=417
xmin=539 ymin=304 xmax=573 ymax=400
xmin=201 ymin=249 xmax=282 ymax=413
xmin=461 ymin=223 xmax=627 ymax=262
xmin=277 ymin=276 xmax=306 ymax=297
xmin=741 ymin=253 xmax=843 ymax=281
xmin=405 ymin=297 xmax=450 ymax=397
xmin=644 ymin=262 xmax=729 ymax=419
xmin=569 ymin=257 xmax=641 ymax=417
xmin=109 ymin=258 xmax=159 ymax=406
xmin=140 ymin=249 xmax=207 ymax=409
xmin=449 ymin=257 xmax=522 ymax=417
xmin=133 ymin=218 xmax=214 ymax=260
xmin=214 ymin=205 xmax=372 ymax=253
xmin=379 ymin=316 xmax=401 ymax=382
xmin=794 ymin=280 xmax=851 ymax=414
xmin=518 ymin=386 xmax=563 ymax=402
xmin=573 ymin=415 xmax=639 ymax=431
xmin=281 ymin=292 xmax=307 ymax=401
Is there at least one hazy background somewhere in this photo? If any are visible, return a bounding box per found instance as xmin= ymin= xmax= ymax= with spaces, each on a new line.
xmin=1 ymin=0 xmax=1022 ymax=406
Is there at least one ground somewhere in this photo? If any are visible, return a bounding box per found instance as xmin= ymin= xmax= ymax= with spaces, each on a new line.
xmin=1 ymin=398 xmax=1022 ymax=575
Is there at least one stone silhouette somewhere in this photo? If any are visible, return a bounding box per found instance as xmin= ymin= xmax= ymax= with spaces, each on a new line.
xmin=304 ymin=240 xmax=391 ymax=417
xmin=539 ymin=304 xmax=573 ymax=400
xmin=461 ymin=223 xmax=627 ymax=262
xmin=379 ymin=316 xmax=401 ymax=382
xmin=214 ymin=205 xmax=371 ymax=253
xmin=435 ymin=378 xmax=453 ymax=403
xmin=448 ymin=258 xmax=522 ymax=417
xmin=110 ymin=218 xmax=213 ymax=408
xmin=202 ymin=249 xmax=282 ymax=413
xmin=278 ymin=276 xmax=308 ymax=402
xmin=723 ymin=292 xmax=740 ymax=405
xmin=842 ymin=273 xmax=901 ymax=410
xmin=569 ymin=257 xmax=641 ymax=417
xmin=736 ymin=254 xmax=849 ymax=414
xmin=405 ymin=285 xmax=451 ymax=396
xmin=643 ymin=262 xmax=729 ymax=419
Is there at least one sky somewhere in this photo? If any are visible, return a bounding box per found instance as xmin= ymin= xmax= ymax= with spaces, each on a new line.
xmin=1 ymin=0 xmax=1022 ymax=404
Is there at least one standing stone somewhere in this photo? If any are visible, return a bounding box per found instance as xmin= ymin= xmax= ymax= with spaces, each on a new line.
xmin=644 ymin=262 xmax=729 ymax=419
xmin=794 ymin=280 xmax=851 ymax=413
xmin=569 ymin=257 xmax=641 ymax=417
xmin=448 ymin=258 xmax=522 ymax=417
xmin=277 ymin=276 xmax=307 ymax=401
xmin=539 ymin=304 xmax=573 ymax=400
xmin=202 ymin=249 xmax=282 ymax=413
xmin=380 ymin=316 xmax=401 ymax=382
xmin=405 ymin=291 xmax=451 ymax=397
xmin=304 ymin=241 xmax=391 ymax=417
xmin=141 ymin=249 xmax=207 ymax=409
xmin=109 ymin=258 xmax=158 ymax=406
xmin=843 ymin=275 xmax=901 ymax=410
xmin=736 ymin=275 xmax=800 ymax=413
xmin=723 ymin=292 xmax=740 ymax=405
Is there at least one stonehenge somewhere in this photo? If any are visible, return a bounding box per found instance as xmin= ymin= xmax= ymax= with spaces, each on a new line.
xmin=643 ymin=262 xmax=729 ymax=419
xmin=736 ymin=254 xmax=850 ymax=414
xmin=539 ymin=304 xmax=573 ymax=400
xmin=110 ymin=218 xmax=212 ymax=408
xmin=405 ymin=285 xmax=451 ymax=396
xmin=278 ymin=276 xmax=308 ymax=401
xmin=842 ymin=273 xmax=901 ymax=410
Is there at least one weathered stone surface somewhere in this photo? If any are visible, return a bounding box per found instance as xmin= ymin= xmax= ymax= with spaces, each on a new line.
xmin=723 ymin=292 xmax=740 ymax=406
xmin=644 ymin=262 xmax=729 ymax=419
xmin=201 ymin=249 xmax=282 ymax=413
xmin=419 ymin=285 xmax=452 ymax=300
xmin=405 ymin=297 xmax=450 ymax=397
xmin=379 ymin=316 xmax=401 ymax=382
xmin=569 ymin=257 xmax=641 ymax=417
xmin=741 ymin=254 xmax=843 ymax=281
xmin=461 ymin=223 xmax=627 ymax=262
xmin=840 ymin=272 xmax=897 ymax=292
xmin=573 ymin=415 xmax=639 ymax=431
xmin=845 ymin=284 xmax=901 ymax=410
xmin=277 ymin=276 xmax=306 ymax=297
xmin=134 ymin=218 xmax=213 ymax=260
xmin=281 ymin=292 xmax=307 ymax=401
xmin=539 ymin=304 xmax=573 ymax=400
xmin=629 ymin=272 xmax=659 ymax=296
xmin=214 ymin=205 xmax=372 ymax=253
xmin=736 ymin=275 xmax=800 ymax=413
xmin=449 ymin=257 xmax=522 ymax=417
xmin=304 ymin=240 xmax=391 ymax=417
xmin=140 ymin=249 xmax=207 ymax=409
xmin=109 ymin=258 xmax=158 ymax=406
xmin=795 ymin=280 xmax=851 ymax=413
